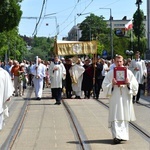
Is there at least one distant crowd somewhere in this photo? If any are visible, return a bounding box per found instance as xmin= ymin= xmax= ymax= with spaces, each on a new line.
xmin=0 ymin=52 xmax=150 ymax=102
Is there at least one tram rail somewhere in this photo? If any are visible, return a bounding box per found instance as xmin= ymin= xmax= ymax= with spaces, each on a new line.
xmin=1 ymin=88 xmax=91 ymax=150
xmin=62 ymin=100 xmax=92 ymax=150
xmin=0 ymin=87 xmax=149 ymax=149
xmin=1 ymin=87 xmax=33 ymax=150
xmin=96 ymin=99 xmax=150 ymax=143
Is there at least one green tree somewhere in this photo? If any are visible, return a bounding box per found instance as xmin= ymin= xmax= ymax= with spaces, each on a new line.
xmin=133 ymin=9 xmax=145 ymax=54
xmin=113 ymin=35 xmax=131 ymax=58
xmin=24 ymin=36 xmax=55 ymax=61
xmin=0 ymin=28 xmax=27 ymax=62
xmin=133 ymin=9 xmax=145 ymax=38
xmin=0 ymin=0 xmax=22 ymax=32
xmin=79 ymin=14 xmax=109 ymax=56
xmin=79 ymin=14 xmax=108 ymax=41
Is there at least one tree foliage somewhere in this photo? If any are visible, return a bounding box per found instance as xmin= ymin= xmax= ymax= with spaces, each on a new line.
xmin=0 ymin=0 xmax=22 ymax=32
xmin=79 ymin=13 xmax=108 ymax=41
xmin=0 ymin=28 xmax=27 ymax=62
xmin=133 ymin=9 xmax=145 ymax=38
xmin=24 ymin=36 xmax=55 ymax=61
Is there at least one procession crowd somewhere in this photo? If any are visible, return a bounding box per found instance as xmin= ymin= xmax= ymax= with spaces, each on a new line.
xmin=0 ymin=52 xmax=149 ymax=102
xmin=0 ymin=51 xmax=150 ymax=144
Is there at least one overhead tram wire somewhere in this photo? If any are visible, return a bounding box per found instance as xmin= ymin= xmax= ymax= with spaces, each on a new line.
xmin=77 ymin=0 xmax=93 ymax=17
xmin=59 ymin=0 xmax=94 ymax=36
xmin=59 ymin=0 xmax=80 ymax=26
xmin=34 ymin=0 xmax=49 ymax=36
xmin=32 ymin=0 xmax=46 ymax=36
xmin=57 ymin=0 xmax=122 ymax=37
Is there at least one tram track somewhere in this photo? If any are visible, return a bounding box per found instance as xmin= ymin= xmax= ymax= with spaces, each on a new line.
xmin=96 ymin=99 xmax=150 ymax=143
xmin=1 ymin=87 xmax=33 ymax=150
xmin=1 ymin=88 xmax=91 ymax=150
xmin=1 ymin=87 xmax=149 ymax=149
xmin=62 ymin=100 xmax=92 ymax=150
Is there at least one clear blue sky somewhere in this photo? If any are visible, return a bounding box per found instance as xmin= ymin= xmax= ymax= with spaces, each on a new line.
xmin=18 ymin=0 xmax=147 ymax=40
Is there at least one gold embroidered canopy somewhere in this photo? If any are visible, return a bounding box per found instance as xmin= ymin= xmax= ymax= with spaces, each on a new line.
xmin=54 ymin=40 xmax=97 ymax=56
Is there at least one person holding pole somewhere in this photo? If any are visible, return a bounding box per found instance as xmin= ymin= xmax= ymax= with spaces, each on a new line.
xmin=31 ymin=57 xmax=46 ymax=100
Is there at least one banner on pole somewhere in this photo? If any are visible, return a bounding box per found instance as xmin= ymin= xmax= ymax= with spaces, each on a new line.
xmin=54 ymin=40 xmax=97 ymax=56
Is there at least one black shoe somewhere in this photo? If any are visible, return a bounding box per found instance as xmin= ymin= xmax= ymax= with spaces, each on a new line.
xmin=113 ymin=138 xmax=121 ymax=144
xmin=54 ymin=102 xmax=61 ymax=105
xmin=37 ymin=97 xmax=41 ymax=100
xmin=75 ymin=96 xmax=80 ymax=99
xmin=136 ymin=100 xmax=139 ymax=103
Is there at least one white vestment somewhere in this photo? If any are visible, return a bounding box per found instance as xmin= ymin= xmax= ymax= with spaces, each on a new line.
xmin=69 ymin=64 xmax=85 ymax=96
xmin=0 ymin=68 xmax=14 ymax=130
xmin=49 ymin=62 xmax=66 ymax=88
xmin=102 ymin=68 xmax=138 ymax=140
xmin=31 ymin=63 xmax=46 ymax=98
xmin=129 ymin=59 xmax=147 ymax=84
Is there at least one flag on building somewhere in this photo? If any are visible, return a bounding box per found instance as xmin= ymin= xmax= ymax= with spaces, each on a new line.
xmin=125 ymin=20 xmax=133 ymax=30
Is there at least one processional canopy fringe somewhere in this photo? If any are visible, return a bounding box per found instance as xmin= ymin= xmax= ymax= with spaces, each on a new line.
xmin=54 ymin=40 xmax=97 ymax=56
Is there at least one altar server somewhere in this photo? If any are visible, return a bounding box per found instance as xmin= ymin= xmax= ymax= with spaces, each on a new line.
xmin=102 ymin=55 xmax=138 ymax=144
xmin=31 ymin=57 xmax=46 ymax=100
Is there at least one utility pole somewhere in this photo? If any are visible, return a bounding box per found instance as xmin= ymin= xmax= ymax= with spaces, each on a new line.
xmin=99 ymin=8 xmax=113 ymax=58
xmin=135 ymin=0 xmax=142 ymax=51
xmin=147 ymin=0 xmax=150 ymax=59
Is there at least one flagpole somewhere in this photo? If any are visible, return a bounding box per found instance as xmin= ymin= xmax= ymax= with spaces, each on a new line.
xmin=130 ymin=29 xmax=134 ymax=59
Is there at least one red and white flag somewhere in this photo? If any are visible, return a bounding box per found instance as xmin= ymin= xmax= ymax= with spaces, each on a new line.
xmin=125 ymin=20 xmax=133 ymax=30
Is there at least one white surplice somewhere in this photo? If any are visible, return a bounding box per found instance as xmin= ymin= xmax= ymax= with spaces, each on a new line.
xmin=31 ymin=63 xmax=46 ymax=98
xmin=102 ymin=68 xmax=138 ymax=140
xmin=69 ymin=64 xmax=85 ymax=97
xmin=49 ymin=62 xmax=66 ymax=88
xmin=0 ymin=68 xmax=14 ymax=130
xmin=129 ymin=59 xmax=147 ymax=84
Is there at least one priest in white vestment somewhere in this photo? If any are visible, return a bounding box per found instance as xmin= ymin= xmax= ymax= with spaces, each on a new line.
xmin=31 ymin=58 xmax=46 ymax=100
xmin=49 ymin=56 xmax=66 ymax=105
xmin=102 ymin=55 xmax=138 ymax=144
xmin=129 ymin=51 xmax=147 ymax=103
xmin=69 ymin=58 xmax=85 ymax=99
xmin=0 ymin=68 xmax=14 ymax=130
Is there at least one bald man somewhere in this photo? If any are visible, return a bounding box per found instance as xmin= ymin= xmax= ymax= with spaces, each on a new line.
xmin=31 ymin=58 xmax=46 ymax=100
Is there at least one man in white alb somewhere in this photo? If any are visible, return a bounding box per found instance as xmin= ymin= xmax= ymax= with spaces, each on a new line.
xmin=102 ymin=55 xmax=138 ymax=144
xmin=129 ymin=51 xmax=147 ymax=103
xmin=0 ymin=68 xmax=14 ymax=130
xmin=31 ymin=58 xmax=46 ymax=100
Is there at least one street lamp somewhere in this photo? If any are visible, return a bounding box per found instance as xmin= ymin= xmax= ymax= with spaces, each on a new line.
xmin=125 ymin=50 xmax=134 ymax=59
xmin=99 ymin=8 xmax=113 ymax=59
xmin=135 ymin=0 xmax=142 ymax=50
